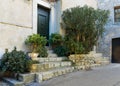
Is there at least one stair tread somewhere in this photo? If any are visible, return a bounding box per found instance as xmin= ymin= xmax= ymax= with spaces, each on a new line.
xmin=36 ymin=66 xmax=74 ymax=74
xmin=40 ymin=61 xmax=71 ymax=64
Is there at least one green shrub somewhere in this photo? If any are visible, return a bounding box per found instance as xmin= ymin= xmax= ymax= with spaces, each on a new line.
xmin=25 ymin=34 xmax=47 ymax=53
xmin=53 ymin=45 xmax=68 ymax=57
xmin=1 ymin=47 xmax=33 ymax=74
xmin=61 ymin=5 xmax=109 ymax=54
xmin=49 ymin=33 xmax=64 ymax=48
xmin=38 ymin=47 xmax=48 ymax=57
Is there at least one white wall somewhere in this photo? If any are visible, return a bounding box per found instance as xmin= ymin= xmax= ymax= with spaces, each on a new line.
xmin=0 ymin=0 xmax=33 ymax=58
xmin=62 ymin=0 xmax=97 ymax=11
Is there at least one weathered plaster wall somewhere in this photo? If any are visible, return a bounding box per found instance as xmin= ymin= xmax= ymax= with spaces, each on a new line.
xmin=97 ymin=0 xmax=120 ymax=58
xmin=0 ymin=0 xmax=33 ymax=58
xmin=62 ymin=0 xmax=97 ymax=11
xmin=0 ymin=0 xmax=58 ymax=58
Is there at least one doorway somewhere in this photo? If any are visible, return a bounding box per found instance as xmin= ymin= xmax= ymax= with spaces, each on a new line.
xmin=37 ymin=5 xmax=50 ymax=44
xmin=112 ymin=38 xmax=120 ymax=63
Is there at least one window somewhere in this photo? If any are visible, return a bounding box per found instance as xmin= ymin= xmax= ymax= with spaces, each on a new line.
xmin=114 ymin=6 xmax=120 ymax=22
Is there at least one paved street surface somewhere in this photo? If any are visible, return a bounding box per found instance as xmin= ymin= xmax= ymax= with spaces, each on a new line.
xmin=28 ymin=64 xmax=120 ymax=86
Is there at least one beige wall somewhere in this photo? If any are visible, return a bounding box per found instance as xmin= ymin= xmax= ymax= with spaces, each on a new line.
xmin=0 ymin=0 xmax=33 ymax=58
xmin=0 ymin=0 xmax=98 ymax=58
xmin=62 ymin=0 xmax=97 ymax=11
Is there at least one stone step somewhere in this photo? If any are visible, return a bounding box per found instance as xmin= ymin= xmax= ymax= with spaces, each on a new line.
xmin=37 ymin=57 xmax=67 ymax=62
xmin=36 ymin=66 xmax=75 ymax=82
xmin=47 ymin=53 xmax=58 ymax=58
xmin=18 ymin=73 xmax=35 ymax=84
xmin=89 ymin=53 xmax=103 ymax=58
xmin=31 ymin=61 xmax=72 ymax=72
xmin=3 ymin=78 xmax=24 ymax=86
xmin=47 ymin=50 xmax=54 ymax=54
xmin=75 ymin=64 xmax=102 ymax=70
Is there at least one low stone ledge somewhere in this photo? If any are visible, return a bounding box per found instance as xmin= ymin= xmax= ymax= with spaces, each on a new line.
xmin=3 ymin=78 xmax=24 ymax=86
xmin=36 ymin=67 xmax=75 ymax=82
xmin=18 ymin=73 xmax=35 ymax=84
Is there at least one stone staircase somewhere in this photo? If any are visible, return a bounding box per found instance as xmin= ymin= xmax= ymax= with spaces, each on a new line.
xmin=3 ymin=49 xmax=75 ymax=86
xmin=3 ymin=49 xmax=110 ymax=86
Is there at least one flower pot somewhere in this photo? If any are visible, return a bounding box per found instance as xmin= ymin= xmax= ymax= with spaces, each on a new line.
xmin=28 ymin=53 xmax=39 ymax=60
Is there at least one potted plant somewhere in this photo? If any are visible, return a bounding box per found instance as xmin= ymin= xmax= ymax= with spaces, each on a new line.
xmin=25 ymin=34 xmax=47 ymax=59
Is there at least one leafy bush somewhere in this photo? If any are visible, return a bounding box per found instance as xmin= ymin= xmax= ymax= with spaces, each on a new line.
xmin=53 ymin=45 xmax=68 ymax=57
xmin=38 ymin=47 xmax=48 ymax=57
xmin=61 ymin=5 xmax=109 ymax=54
xmin=25 ymin=34 xmax=47 ymax=53
xmin=49 ymin=33 xmax=64 ymax=48
xmin=1 ymin=47 xmax=33 ymax=74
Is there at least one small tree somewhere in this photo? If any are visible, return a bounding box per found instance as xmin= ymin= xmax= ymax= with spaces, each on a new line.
xmin=61 ymin=5 xmax=109 ymax=54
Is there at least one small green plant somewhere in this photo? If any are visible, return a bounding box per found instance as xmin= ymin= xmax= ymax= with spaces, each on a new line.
xmin=1 ymin=47 xmax=33 ymax=74
xmin=53 ymin=45 xmax=68 ymax=57
xmin=38 ymin=46 xmax=48 ymax=57
xmin=49 ymin=33 xmax=64 ymax=48
xmin=25 ymin=34 xmax=47 ymax=53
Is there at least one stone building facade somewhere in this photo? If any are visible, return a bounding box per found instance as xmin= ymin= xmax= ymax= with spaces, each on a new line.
xmin=0 ymin=0 xmax=97 ymax=58
xmin=97 ymin=0 xmax=120 ymax=61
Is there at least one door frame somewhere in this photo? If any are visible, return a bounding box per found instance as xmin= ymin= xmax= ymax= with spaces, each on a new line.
xmin=33 ymin=0 xmax=56 ymax=35
xmin=37 ymin=5 xmax=50 ymax=40
xmin=112 ymin=38 xmax=120 ymax=63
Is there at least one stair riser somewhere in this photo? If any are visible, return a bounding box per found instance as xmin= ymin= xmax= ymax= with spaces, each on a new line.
xmin=31 ymin=62 xmax=72 ymax=72
xmin=36 ymin=67 xmax=74 ymax=82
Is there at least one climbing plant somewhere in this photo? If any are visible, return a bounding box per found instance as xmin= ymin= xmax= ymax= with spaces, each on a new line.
xmin=61 ymin=5 xmax=109 ymax=54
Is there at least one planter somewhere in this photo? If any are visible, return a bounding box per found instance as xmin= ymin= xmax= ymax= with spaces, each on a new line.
xmin=28 ymin=53 xmax=39 ymax=60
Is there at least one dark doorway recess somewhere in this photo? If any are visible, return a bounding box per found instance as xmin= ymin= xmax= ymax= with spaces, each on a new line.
xmin=112 ymin=38 xmax=120 ymax=63
xmin=37 ymin=5 xmax=50 ymax=45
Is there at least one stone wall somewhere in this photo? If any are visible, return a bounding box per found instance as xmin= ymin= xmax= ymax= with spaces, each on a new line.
xmin=97 ymin=0 xmax=120 ymax=59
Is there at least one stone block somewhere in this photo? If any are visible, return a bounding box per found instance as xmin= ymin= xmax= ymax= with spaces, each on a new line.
xmin=36 ymin=73 xmax=43 ymax=83
xmin=18 ymin=73 xmax=35 ymax=84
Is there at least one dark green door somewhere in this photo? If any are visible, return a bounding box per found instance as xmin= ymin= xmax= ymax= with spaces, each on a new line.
xmin=37 ymin=6 xmax=49 ymax=42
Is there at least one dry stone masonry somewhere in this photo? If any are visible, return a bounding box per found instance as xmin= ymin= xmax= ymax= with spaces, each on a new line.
xmin=97 ymin=0 xmax=120 ymax=59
